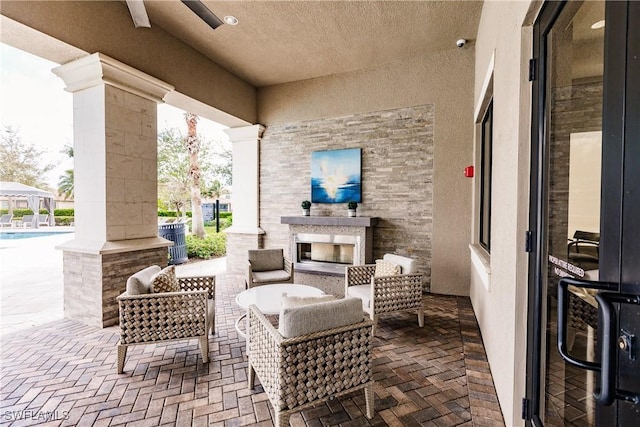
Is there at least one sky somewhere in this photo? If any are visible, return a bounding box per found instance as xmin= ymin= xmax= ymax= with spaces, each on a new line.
xmin=0 ymin=43 xmax=229 ymax=191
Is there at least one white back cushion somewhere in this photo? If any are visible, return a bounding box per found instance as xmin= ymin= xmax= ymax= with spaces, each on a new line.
xmin=383 ymin=254 xmax=417 ymax=274
xmin=278 ymin=297 xmax=364 ymax=338
xmin=126 ymin=265 xmax=161 ymax=295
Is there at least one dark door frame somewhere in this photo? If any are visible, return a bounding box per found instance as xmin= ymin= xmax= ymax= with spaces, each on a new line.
xmin=607 ymin=2 xmax=640 ymax=425
xmin=525 ymin=1 xmax=637 ymax=425
xmin=525 ymin=2 xmax=565 ymax=424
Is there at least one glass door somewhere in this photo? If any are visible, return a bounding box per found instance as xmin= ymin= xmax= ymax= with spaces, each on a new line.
xmin=527 ymin=1 xmax=640 ymax=426
xmin=541 ymin=2 xmax=605 ymax=425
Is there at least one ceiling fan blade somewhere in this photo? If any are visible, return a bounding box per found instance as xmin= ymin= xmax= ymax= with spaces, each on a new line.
xmin=181 ymin=0 xmax=223 ymax=30
xmin=126 ymin=0 xmax=151 ymax=28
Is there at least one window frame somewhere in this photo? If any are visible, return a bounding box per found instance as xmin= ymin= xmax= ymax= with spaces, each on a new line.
xmin=479 ymin=99 xmax=493 ymax=252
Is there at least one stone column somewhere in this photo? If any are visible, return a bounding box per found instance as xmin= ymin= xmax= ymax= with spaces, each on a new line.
xmin=223 ymin=125 xmax=265 ymax=275
xmin=53 ymin=53 xmax=174 ymax=327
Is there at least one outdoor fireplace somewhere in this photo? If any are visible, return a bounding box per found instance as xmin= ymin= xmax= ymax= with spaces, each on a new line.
xmin=295 ymin=233 xmax=359 ymax=274
xmin=281 ymin=216 xmax=377 ymax=278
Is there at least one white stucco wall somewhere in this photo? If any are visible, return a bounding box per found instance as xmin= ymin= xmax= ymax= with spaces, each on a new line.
xmin=471 ymin=1 xmax=540 ymax=425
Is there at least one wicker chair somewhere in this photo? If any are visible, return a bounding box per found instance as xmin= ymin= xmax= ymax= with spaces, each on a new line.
xmin=345 ymin=253 xmax=424 ymax=335
xmin=116 ymin=266 xmax=216 ymax=374
xmin=246 ymin=248 xmax=294 ymax=288
xmin=247 ymin=298 xmax=375 ymax=427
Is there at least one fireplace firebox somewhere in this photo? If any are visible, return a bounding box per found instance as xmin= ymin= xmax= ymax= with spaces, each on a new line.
xmin=281 ymin=216 xmax=377 ymax=280
xmin=295 ymin=233 xmax=359 ymax=274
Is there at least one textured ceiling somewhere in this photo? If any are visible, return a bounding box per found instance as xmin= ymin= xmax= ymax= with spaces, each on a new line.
xmin=139 ymin=0 xmax=483 ymax=87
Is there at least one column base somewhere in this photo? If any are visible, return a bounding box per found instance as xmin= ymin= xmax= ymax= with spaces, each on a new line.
xmin=61 ymin=239 xmax=171 ymax=328
xmin=225 ymin=227 xmax=265 ymax=276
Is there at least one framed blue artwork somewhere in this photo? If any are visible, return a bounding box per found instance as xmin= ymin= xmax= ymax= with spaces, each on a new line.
xmin=311 ymin=148 xmax=361 ymax=203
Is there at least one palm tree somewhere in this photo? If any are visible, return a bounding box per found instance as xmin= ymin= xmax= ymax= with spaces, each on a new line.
xmin=184 ymin=113 xmax=205 ymax=238
xmin=57 ymin=169 xmax=74 ymax=200
xmin=57 ymin=144 xmax=74 ymax=200
xmin=61 ymin=144 xmax=74 ymax=158
xmin=203 ymin=179 xmax=229 ymax=200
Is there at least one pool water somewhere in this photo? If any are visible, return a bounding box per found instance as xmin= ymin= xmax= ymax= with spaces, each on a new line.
xmin=0 ymin=232 xmax=73 ymax=240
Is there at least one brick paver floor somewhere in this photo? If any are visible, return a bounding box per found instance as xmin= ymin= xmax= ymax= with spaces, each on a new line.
xmin=0 ymin=273 xmax=504 ymax=426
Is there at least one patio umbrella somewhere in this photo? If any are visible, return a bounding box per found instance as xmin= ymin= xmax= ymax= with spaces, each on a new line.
xmin=0 ymin=181 xmax=55 ymax=228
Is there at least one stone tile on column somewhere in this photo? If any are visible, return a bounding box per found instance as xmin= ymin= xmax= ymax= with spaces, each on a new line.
xmin=124 ymin=91 xmax=152 ymax=113
xmin=125 ymin=133 xmax=156 ymax=159
xmin=106 ymin=152 xmax=143 ymax=181
xmin=125 ymin=224 xmax=157 ymax=240
xmin=141 ymin=158 xmax=158 ymax=182
xmin=105 ymin=128 xmax=126 ymax=156
xmin=106 ymin=225 xmax=126 ymax=241
xmin=106 ymin=177 xmax=126 ymax=203
xmin=124 ymin=180 xmax=157 ymax=204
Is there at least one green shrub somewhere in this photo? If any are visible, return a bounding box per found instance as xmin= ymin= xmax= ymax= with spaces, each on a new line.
xmin=54 ymin=216 xmax=74 ymax=226
xmin=0 ymin=208 xmax=53 ymax=217
xmin=203 ymin=217 xmax=232 ymax=230
xmin=186 ymin=229 xmax=227 ymax=259
xmin=1 ymin=209 xmax=34 ymax=218
xmin=54 ymin=208 xmax=74 ymax=217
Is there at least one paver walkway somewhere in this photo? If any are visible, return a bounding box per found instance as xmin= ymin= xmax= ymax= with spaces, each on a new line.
xmin=0 ymin=272 xmax=504 ymax=426
xmin=1 ymin=232 xmax=504 ymax=425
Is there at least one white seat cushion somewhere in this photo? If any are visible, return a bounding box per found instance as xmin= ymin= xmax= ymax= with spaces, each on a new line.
xmin=346 ymin=285 xmax=371 ymax=309
xmin=252 ymin=270 xmax=291 ymax=283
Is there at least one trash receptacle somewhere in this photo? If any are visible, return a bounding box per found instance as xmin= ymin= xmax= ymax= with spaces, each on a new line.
xmin=158 ymin=222 xmax=188 ymax=265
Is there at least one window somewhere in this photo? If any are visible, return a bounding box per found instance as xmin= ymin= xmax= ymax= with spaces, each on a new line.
xmin=479 ymin=100 xmax=493 ymax=251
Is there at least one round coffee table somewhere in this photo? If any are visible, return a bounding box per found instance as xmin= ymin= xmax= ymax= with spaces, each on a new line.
xmin=235 ymin=284 xmax=325 ymax=338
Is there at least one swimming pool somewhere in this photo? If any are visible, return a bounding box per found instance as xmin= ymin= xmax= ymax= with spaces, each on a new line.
xmin=0 ymin=232 xmax=73 ymax=240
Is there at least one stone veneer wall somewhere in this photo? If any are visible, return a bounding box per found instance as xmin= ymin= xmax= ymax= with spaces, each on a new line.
xmin=63 ymin=247 xmax=167 ymax=328
xmin=260 ymin=104 xmax=434 ymax=290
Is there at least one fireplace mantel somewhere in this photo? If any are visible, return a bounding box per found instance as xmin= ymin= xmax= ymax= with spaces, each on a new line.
xmin=281 ymin=215 xmax=377 ymax=280
xmin=280 ymin=216 xmax=378 ymax=227
xmin=281 ymin=216 xmax=377 ymax=295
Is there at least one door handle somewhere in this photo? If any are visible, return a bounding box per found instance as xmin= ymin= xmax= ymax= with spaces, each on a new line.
xmin=557 ymin=277 xmax=616 ymax=371
xmin=557 ymin=278 xmax=640 ymax=405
